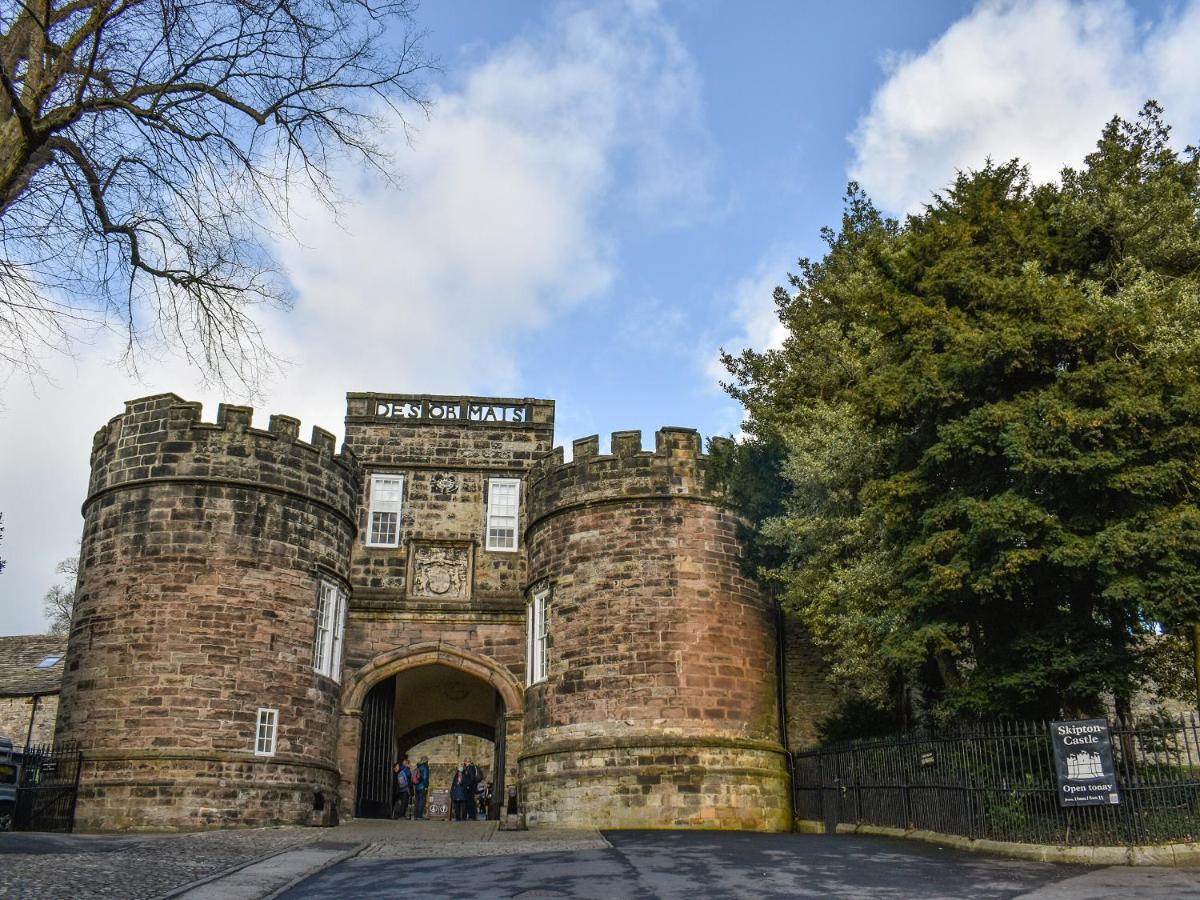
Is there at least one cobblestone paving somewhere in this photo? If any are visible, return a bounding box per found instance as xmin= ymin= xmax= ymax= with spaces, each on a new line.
xmin=0 ymin=827 xmax=320 ymax=900
xmin=0 ymin=821 xmax=609 ymax=899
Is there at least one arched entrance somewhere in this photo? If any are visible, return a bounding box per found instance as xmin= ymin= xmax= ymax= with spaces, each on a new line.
xmin=341 ymin=643 xmax=524 ymax=820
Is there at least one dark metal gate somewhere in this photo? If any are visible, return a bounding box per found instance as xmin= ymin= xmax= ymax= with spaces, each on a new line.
xmin=14 ymin=742 xmax=82 ymax=833
xmin=355 ymin=677 xmax=396 ymax=818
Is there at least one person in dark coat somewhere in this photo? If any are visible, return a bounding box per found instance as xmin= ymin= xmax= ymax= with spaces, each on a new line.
xmin=462 ymin=758 xmax=480 ymax=819
xmin=450 ymin=768 xmax=468 ymax=822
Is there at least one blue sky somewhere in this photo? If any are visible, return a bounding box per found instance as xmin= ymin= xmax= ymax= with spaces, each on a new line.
xmin=3 ymin=0 xmax=1199 ymax=634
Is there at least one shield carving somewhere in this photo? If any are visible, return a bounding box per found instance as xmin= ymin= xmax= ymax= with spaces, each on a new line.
xmin=426 ymin=561 xmax=454 ymax=595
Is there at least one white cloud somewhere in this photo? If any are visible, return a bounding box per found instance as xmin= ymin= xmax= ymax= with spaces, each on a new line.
xmin=705 ymin=251 xmax=792 ymax=404
xmin=851 ymin=0 xmax=1200 ymax=214
xmin=0 ymin=1 xmax=710 ymax=635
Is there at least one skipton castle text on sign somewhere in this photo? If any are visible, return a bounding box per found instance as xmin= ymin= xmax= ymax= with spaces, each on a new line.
xmin=54 ymin=392 xmax=833 ymax=831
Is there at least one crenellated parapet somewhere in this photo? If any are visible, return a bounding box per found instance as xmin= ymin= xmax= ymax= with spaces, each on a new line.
xmin=526 ymin=427 xmax=732 ymax=530
xmin=86 ymin=393 xmax=359 ymax=527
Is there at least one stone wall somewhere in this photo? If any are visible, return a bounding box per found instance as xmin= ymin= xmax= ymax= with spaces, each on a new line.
xmin=0 ymin=694 xmax=58 ymax=746
xmin=782 ymin=617 xmax=839 ymax=750
xmin=407 ymin=733 xmax=494 ymax=796
xmin=336 ymin=395 xmax=547 ymax=816
xmin=56 ymin=394 xmax=358 ymax=831
xmin=522 ymin=428 xmax=789 ymax=831
xmin=343 ymin=393 xmax=554 ymax=608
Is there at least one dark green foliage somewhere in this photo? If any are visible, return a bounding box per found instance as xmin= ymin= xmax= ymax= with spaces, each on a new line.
xmin=726 ymin=103 xmax=1200 ymax=723
xmin=815 ymin=694 xmax=901 ymax=744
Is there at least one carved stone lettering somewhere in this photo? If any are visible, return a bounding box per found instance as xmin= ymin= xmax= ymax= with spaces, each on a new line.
xmin=467 ymin=404 xmax=527 ymax=423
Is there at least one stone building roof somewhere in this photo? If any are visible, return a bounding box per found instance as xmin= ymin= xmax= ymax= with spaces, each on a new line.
xmin=0 ymin=635 xmax=67 ymax=697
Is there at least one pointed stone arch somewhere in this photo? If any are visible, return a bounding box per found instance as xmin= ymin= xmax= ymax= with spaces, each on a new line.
xmin=342 ymin=641 xmax=524 ymax=716
xmin=337 ymin=641 xmax=525 ymax=819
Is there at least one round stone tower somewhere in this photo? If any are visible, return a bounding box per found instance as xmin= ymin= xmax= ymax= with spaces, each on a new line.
xmin=522 ymin=428 xmax=788 ymax=831
xmin=56 ymin=394 xmax=359 ymax=830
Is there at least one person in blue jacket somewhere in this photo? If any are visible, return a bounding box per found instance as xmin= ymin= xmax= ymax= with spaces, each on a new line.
xmin=392 ymin=757 xmax=413 ymax=820
xmin=414 ymin=755 xmax=430 ymax=819
xmin=450 ymin=767 xmax=467 ymax=821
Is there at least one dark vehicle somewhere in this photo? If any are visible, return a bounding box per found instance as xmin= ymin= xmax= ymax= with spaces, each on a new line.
xmin=0 ymin=735 xmax=20 ymax=831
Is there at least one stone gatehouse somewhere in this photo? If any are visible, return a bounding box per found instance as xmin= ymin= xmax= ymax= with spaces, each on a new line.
xmin=54 ymin=392 xmax=834 ymax=832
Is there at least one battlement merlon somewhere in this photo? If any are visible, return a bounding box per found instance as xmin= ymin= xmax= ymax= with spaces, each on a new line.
xmin=91 ymin=393 xmax=357 ymax=465
xmin=86 ymin=394 xmax=360 ymax=516
xmin=532 ymin=427 xmax=707 ymax=479
xmin=526 ymin=427 xmax=729 ymax=528
xmin=345 ymin=392 xmax=555 ymax=429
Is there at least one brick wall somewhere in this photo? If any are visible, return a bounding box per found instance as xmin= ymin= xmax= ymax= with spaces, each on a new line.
xmin=57 ymin=394 xmax=358 ymax=831
xmin=522 ymin=428 xmax=789 ymax=831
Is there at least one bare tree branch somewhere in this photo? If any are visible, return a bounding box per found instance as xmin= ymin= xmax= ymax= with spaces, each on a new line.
xmin=0 ymin=0 xmax=433 ymax=391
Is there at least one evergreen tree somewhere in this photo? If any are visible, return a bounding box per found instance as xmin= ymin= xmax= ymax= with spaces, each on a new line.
xmin=724 ymin=104 xmax=1200 ymax=725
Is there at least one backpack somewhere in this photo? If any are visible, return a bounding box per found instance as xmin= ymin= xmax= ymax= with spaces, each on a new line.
xmin=396 ymin=767 xmax=409 ymax=790
xmin=411 ymin=766 xmax=423 ymax=787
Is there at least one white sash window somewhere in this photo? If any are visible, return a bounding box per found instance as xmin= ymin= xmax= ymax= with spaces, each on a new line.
xmin=367 ymin=473 xmax=404 ymax=547
xmin=527 ymin=588 xmax=548 ymax=685
xmin=312 ymin=579 xmax=348 ymax=681
xmin=486 ymin=478 xmax=520 ymax=552
xmin=255 ymin=708 xmax=278 ymax=756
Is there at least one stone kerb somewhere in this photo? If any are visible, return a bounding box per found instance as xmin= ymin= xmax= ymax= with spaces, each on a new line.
xmin=86 ymin=393 xmax=360 ymax=523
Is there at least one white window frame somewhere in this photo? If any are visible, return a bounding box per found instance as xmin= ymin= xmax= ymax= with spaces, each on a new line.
xmin=312 ymin=579 xmax=348 ymax=681
xmin=485 ymin=477 xmax=521 ymax=552
xmin=527 ymin=588 xmax=548 ymax=685
xmin=255 ymin=708 xmax=278 ymax=757
xmin=366 ymin=473 xmax=404 ymax=548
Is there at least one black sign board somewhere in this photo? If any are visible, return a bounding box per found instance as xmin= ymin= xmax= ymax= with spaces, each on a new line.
xmin=426 ymin=788 xmax=451 ymax=821
xmin=1049 ymin=719 xmax=1120 ymax=807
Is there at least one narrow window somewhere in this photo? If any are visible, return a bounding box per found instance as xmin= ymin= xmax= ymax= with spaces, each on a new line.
xmin=486 ymin=478 xmax=520 ymax=552
xmin=255 ymin=708 xmax=278 ymax=756
xmin=527 ymin=588 xmax=548 ymax=685
xmin=312 ymin=580 xmax=348 ymax=681
xmin=367 ymin=473 xmax=404 ymax=547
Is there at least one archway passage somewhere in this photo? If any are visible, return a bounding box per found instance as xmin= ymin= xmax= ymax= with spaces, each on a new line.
xmin=354 ymin=663 xmax=506 ymax=819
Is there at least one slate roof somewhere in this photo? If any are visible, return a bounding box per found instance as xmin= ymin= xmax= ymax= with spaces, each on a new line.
xmin=0 ymin=635 xmax=67 ymax=697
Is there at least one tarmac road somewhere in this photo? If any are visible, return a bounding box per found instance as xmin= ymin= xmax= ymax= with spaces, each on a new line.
xmin=278 ymin=830 xmax=1200 ymax=899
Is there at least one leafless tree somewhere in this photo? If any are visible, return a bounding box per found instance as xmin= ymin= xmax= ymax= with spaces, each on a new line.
xmin=43 ymin=553 xmax=77 ymax=635
xmin=0 ymin=0 xmax=431 ymax=390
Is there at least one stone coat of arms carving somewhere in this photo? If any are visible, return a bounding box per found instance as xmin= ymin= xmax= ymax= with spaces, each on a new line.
xmin=411 ymin=544 xmax=470 ymax=599
xmin=432 ymin=473 xmax=459 ymax=495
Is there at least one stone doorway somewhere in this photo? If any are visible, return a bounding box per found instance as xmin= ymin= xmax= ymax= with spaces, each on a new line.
xmin=352 ymin=663 xmax=506 ymax=819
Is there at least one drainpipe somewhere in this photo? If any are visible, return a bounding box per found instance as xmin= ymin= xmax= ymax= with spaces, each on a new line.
xmin=24 ymin=695 xmax=40 ymax=749
xmin=775 ymin=596 xmax=795 ymax=827
xmin=1193 ymin=622 xmax=1200 ymax=715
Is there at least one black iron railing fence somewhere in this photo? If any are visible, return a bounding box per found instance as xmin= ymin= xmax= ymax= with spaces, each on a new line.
xmin=13 ymin=742 xmax=83 ymax=833
xmin=793 ymin=714 xmax=1200 ymax=846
